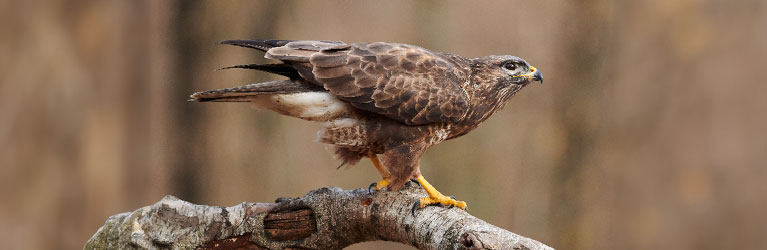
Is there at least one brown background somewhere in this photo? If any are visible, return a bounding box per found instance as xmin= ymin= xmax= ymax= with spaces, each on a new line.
xmin=1 ymin=1 xmax=766 ymax=249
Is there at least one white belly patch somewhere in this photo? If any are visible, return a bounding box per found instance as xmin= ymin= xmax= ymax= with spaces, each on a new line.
xmin=259 ymin=92 xmax=352 ymax=122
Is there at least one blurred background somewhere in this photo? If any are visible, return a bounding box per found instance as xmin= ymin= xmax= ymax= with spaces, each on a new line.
xmin=1 ymin=0 xmax=766 ymax=249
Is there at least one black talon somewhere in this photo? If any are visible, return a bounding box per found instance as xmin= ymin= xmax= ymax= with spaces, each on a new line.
xmin=446 ymin=197 xmax=456 ymax=209
xmin=368 ymin=182 xmax=377 ymax=193
xmin=409 ymin=179 xmax=421 ymax=187
xmin=411 ymin=200 xmax=421 ymax=215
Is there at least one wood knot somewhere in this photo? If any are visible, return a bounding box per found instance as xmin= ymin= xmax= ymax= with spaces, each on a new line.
xmin=361 ymin=198 xmax=373 ymax=207
xmin=460 ymin=232 xmax=478 ymax=249
xmin=460 ymin=232 xmax=496 ymax=250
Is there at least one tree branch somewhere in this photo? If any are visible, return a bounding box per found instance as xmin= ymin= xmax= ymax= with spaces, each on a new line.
xmin=85 ymin=183 xmax=553 ymax=250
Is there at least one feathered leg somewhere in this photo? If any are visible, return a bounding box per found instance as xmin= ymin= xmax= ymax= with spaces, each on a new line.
xmin=378 ymin=143 xmax=466 ymax=211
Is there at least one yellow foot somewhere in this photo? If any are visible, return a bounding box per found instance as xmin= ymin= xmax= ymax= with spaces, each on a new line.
xmin=411 ymin=175 xmax=467 ymax=214
xmin=368 ymin=179 xmax=391 ymax=193
xmin=416 ymin=195 xmax=467 ymax=210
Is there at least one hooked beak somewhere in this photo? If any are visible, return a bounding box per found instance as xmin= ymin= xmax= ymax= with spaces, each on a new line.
xmin=532 ymin=67 xmax=543 ymax=84
xmin=513 ymin=66 xmax=544 ymax=85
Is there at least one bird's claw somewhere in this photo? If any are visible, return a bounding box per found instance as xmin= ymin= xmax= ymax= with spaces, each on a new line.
xmin=410 ymin=200 xmax=420 ymax=215
xmin=410 ymin=195 xmax=467 ymax=215
xmin=368 ymin=179 xmax=390 ymax=194
xmin=408 ymin=178 xmax=421 ymax=187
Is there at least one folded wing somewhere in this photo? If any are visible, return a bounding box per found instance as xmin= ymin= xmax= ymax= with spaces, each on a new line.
xmin=222 ymin=40 xmax=471 ymax=125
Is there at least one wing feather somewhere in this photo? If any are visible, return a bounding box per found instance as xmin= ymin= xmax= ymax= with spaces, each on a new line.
xmin=263 ymin=40 xmax=470 ymax=125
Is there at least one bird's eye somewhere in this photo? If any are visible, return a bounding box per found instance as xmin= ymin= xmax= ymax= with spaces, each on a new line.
xmin=503 ymin=62 xmax=517 ymax=71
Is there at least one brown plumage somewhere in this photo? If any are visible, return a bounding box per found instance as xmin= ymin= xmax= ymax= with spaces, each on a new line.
xmin=191 ymin=39 xmax=542 ymax=210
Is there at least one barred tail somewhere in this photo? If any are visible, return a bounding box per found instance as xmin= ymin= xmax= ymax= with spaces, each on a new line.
xmin=190 ymin=80 xmax=320 ymax=102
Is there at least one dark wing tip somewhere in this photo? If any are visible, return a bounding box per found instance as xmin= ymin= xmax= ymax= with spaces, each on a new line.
xmin=216 ymin=64 xmax=257 ymax=71
xmin=218 ymin=39 xmax=270 ymax=51
xmin=218 ymin=39 xmax=294 ymax=51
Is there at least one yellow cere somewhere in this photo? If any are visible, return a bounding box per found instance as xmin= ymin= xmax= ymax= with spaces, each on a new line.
xmin=513 ymin=66 xmax=538 ymax=78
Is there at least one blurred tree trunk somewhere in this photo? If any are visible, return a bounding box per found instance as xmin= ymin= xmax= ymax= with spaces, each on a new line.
xmin=166 ymin=0 xmax=284 ymax=203
xmin=167 ymin=0 xmax=205 ymax=203
xmin=549 ymin=0 xmax=615 ymax=249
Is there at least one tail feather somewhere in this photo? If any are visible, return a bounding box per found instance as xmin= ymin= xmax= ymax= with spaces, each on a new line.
xmin=190 ymin=80 xmax=321 ymax=102
xmin=218 ymin=63 xmax=301 ymax=79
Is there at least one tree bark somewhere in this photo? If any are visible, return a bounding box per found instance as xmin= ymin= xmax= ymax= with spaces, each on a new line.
xmin=84 ymin=183 xmax=553 ymax=250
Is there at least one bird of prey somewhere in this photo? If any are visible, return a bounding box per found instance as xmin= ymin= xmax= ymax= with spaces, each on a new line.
xmin=191 ymin=39 xmax=542 ymax=210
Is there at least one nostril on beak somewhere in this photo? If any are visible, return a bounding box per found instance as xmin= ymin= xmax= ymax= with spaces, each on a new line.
xmin=532 ymin=70 xmax=543 ymax=84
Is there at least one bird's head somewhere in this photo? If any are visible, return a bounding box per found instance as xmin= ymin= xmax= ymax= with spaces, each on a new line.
xmin=474 ymin=55 xmax=543 ymax=89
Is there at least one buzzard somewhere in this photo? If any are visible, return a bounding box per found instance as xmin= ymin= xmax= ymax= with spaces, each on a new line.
xmin=191 ymin=39 xmax=542 ymax=210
